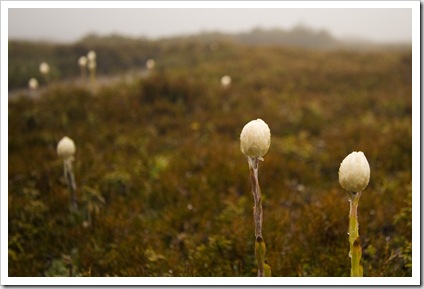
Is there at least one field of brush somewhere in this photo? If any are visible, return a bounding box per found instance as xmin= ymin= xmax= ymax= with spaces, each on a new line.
xmin=8 ymin=36 xmax=412 ymax=277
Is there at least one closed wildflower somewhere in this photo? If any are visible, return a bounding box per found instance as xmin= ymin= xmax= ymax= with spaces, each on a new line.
xmin=57 ymin=136 xmax=77 ymax=209
xmin=88 ymin=61 xmax=97 ymax=70
xmin=57 ymin=136 xmax=76 ymax=161
xmin=78 ymin=56 xmax=87 ymax=67
xmin=338 ymin=151 xmax=370 ymax=277
xmin=28 ymin=78 xmax=39 ymax=90
xmin=240 ymin=118 xmax=272 ymax=277
xmin=87 ymin=50 xmax=96 ymax=62
xmin=221 ymin=75 xmax=231 ymax=87
xmin=339 ymin=151 xmax=370 ymax=193
xmin=240 ymin=119 xmax=271 ymax=159
xmin=39 ymin=62 xmax=50 ymax=75
xmin=146 ymin=59 xmax=155 ymax=70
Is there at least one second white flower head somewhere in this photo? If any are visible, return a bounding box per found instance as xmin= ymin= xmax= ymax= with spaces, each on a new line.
xmin=78 ymin=56 xmax=87 ymax=67
xmin=57 ymin=136 xmax=76 ymax=161
xmin=221 ymin=75 xmax=231 ymax=87
xmin=146 ymin=59 xmax=155 ymax=70
xmin=39 ymin=62 xmax=50 ymax=75
xmin=338 ymin=151 xmax=370 ymax=193
xmin=28 ymin=78 xmax=38 ymax=90
xmin=87 ymin=50 xmax=96 ymax=61
xmin=240 ymin=119 xmax=271 ymax=159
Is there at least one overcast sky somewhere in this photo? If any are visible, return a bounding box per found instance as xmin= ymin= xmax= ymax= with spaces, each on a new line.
xmin=8 ymin=8 xmax=412 ymax=44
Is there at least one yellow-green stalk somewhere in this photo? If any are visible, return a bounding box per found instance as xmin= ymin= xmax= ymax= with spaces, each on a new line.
xmin=87 ymin=50 xmax=97 ymax=91
xmin=339 ymin=151 xmax=370 ymax=277
xmin=240 ymin=118 xmax=271 ymax=277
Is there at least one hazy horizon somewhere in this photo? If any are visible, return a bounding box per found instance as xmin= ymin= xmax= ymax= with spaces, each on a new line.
xmin=8 ymin=8 xmax=412 ymax=44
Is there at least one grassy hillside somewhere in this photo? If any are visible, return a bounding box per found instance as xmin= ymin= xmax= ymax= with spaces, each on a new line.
xmin=8 ymin=38 xmax=412 ymax=277
xmin=8 ymin=28 xmax=410 ymax=91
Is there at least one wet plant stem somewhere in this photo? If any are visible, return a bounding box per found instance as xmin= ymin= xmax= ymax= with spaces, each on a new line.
xmin=248 ymin=156 xmax=266 ymax=277
xmin=90 ymin=70 xmax=96 ymax=93
xmin=64 ymin=159 xmax=77 ymax=210
xmin=348 ymin=191 xmax=363 ymax=277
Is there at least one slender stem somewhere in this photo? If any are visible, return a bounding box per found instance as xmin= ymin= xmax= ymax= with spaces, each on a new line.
xmin=248 ymin=156 xmax=265 ymax=277
xmin=90 ymin=69 xmax=96 ymax=92
xmin=248 ymin=157 xmax=263 ymax=239
xmin=64 ymin=159 xmax=77 ymax=209
xmin=348 ymin=191 xmax=363 ymax=277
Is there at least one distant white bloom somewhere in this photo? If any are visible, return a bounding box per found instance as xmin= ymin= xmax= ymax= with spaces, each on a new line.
xmin=146 ymin=59 xmax=155 ymax=70
xmin=221 ymin=75 xmax=231 ymax=87
xmin=339 ymin=151 xmax=370 ymax=192
xmin=39 ymin=62 xmax=50 ymax=75
xmin=240 ymin=119 xmax=271 ymax=159
xmin=87 ymin=50 xmax=96 ymax=61
xmin=28 ymin=78 xmax=38 ymax=90
xmin=78 ymin=56 xmax=87 ymax=67
xmin=88 ymin=61 xmax=97 ymax=70
xmin=57 ymin=136 xmax=76 ymax=161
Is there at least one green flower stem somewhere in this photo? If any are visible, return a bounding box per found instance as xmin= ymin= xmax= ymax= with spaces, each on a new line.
xmin=248 ymin=157 xmax=263 ymax=239
xmin=64 ymin=159 xmax=77 ymax=210
xmin=90 ymin=69 xmax=96 ymax=92
xmin=248 ymin=156 xmax=270 ymax=277
xmin=348 ymin=191 xmax=363 ymax=277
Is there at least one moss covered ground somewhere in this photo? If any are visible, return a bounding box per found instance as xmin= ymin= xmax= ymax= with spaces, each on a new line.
xmin=8 ymin=39 xmax=412 ymax=277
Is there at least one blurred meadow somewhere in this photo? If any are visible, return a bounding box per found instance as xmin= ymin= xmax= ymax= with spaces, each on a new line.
xmin=8 ymin=30 xmax=412 ymax=277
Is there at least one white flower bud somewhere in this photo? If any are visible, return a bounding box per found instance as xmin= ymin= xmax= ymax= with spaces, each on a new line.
xmin=57 ymin=136 xmax=76 ymax=161
xmin=28 ymin=78 xmax=38 ymax=90
xmin=39 ymin=62 xmax=50 ymax=75
xmin=78 ymin=56 xmax=87 ymax=67
xmin=146 ymin=59 xmax=155 ymax=70
xmin=339 ymin=151 xmax=370 ymax=192
xmin=240 ymin=119 xmax=271 ymax=159
xmin=88 ymin=60 xmax=97 ymax=70
xmin=221 ymin=75 xmax=231 ymax=87
xmin=87 ymin=50 xmax=96 ymax=61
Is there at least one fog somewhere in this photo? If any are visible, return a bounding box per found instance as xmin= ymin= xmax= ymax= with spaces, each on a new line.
xmin=8 ymin=8 xmax=412 ymax=44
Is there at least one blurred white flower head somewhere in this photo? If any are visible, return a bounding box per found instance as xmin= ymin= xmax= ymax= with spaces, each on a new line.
xmin=339 ymin=151 xmax=370 ymax=193
xmin=87 ymin=50 xmax=96 ymax=61
xmin=240 ymin=119 xmax=271 ymax=159
xmin=88 ymin=61 xmax=97 ymax=70
xmin=57 ymin=136 xmax=76 ymax=161
xmin=78 ymin=56 xmax=87 ymax=67
xmin=146 ymin=59 xmax=155 ymax=70
xmin=28 ymin=78 xmax=38 ymax=90
xmin=221 ymin=75 xmax=231 ymax=87
xmin=39 ymin=62 xmax=50 ymax=75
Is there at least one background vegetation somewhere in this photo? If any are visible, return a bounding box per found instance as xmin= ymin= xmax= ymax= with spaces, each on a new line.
xmin=8 ymin=29 xmax=412 ymax=277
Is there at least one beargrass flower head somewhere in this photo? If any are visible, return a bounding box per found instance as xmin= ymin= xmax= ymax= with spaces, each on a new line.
xmin=28 ymin=78 xmax=38 ymax=90
xmin=78 ymin=56 xmax=87 ymax=67
xmin=221 ymin=75 xmax=231 ymax=87
xmin=87 ymin=50 xmax=96 ymax=61
xmin=88 ymin=61 xmax=97 ymax=70
xmin=146 ymin=59 xmax=155 ymax=69
xmin=240 ymin=119 xmax=271 ymax=159
xmin=57 ymin=136 xmax=76 ymax=161
xmin=39 ymin=62 xmax=50 ymax=75
xmin=338 ymin=151 xmax=370 ymax=193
